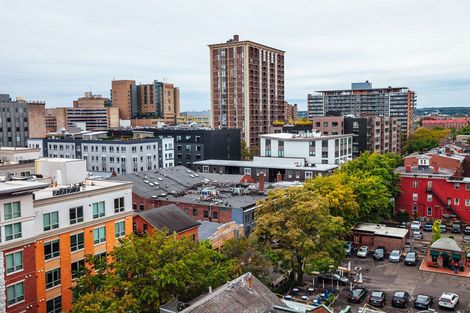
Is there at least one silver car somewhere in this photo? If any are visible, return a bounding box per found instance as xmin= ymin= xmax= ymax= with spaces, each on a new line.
xmin=389 ymin=250 xmax=401 ymax=262
xmin=357 ymin=246 xmax=368 ymax=258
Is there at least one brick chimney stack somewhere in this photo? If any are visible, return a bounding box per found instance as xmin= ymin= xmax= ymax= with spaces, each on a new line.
xmin=405 ymin=165 xmax=411 ymax=173
xmin=433 ymin=166 xmax=439 ymax=174
xmin=258 ymin=171 xmax=264 ymax=193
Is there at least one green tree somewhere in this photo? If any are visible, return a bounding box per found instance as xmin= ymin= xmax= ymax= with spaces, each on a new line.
xmin=220 ymin=237 xmax=270 ymax=284
xmin=404 ymin=127 xmax=450 ymax=154
xmin=241 ymin=140 xmax=259 ymax=160
xmin=72 ymin=231 xmax=237 ymax=312
xmin=432 ymin=220 xmax=442 ymax=242
xmin=253 ymin=187 xmax=347 ymax=285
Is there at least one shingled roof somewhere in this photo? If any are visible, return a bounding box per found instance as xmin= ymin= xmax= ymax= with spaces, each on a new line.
xmin=179 ymin=273 xmax=288 ymax=313
xmin=137 ymin=204 xmax=200 ymax=234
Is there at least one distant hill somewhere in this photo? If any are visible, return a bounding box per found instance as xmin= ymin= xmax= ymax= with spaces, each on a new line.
xmin=416 ymin=107 xmax=470 ymax=116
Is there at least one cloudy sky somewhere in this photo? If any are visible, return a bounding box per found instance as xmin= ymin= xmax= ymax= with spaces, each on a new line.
xmin=1 ymin=0 xmax=470 ymax=111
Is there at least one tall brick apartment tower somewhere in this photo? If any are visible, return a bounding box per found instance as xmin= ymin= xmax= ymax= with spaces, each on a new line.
xmin=209 ymin=35 xmax=285 ymax=147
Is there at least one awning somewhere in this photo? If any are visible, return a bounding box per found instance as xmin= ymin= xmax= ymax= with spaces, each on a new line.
xmin=430 ymin=250 xmax=440 ymax=257
xmin=452 ymin=253 xmax=461 ymax=260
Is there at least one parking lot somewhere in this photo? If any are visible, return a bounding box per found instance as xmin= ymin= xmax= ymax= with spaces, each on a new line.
xmin=331 ymin=231 xmax=470 ymax=313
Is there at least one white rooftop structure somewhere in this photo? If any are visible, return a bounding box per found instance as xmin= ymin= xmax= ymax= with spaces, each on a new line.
xmin=352 ymin=223 xmax=408 ymax=238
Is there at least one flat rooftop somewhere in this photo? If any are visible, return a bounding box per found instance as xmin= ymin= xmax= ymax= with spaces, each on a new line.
xmin=194 ymin=158 xmax=338 ymax=172
xmin=0 ymin=180 xmax=50 ymax=196
xmin=352 ymin=223 xmax=408 ymax=238
xmin=260 ymin=132 xmax=351 ymax=141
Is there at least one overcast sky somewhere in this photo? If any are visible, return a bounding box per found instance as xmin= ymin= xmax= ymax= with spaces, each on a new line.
xmin=1 ymin=0 xmax=470 ymax=111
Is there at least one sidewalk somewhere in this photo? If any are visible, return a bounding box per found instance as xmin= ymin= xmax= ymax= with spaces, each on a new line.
xmin=419 ymin=257 xmax=470 ymax=277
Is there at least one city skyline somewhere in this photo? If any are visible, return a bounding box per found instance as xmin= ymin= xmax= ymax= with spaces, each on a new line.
xmin=1 ymin=0 xmax=470 ymax=111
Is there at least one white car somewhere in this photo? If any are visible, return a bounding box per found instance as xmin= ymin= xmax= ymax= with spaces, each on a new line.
xmin=411 ymin=220 xmax=421 ymax=231
xmin=357 ymin=246 xmax=368 ymax=258
xmin=438 ymin=292 xmax=459 ymax=309
xmin=389 ymin=250 xmax=401 ymax=262
xmin=412 ymin=231 xmax=423 ymax=240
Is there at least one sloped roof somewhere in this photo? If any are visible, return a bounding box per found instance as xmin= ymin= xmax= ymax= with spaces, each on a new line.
xmin=430 ymin=237 xmax=463 ymax=252
xmin=179 ymin=273 xmax=288 ymax=313
xmin=137 ymin=204 xmax=200 ymax=234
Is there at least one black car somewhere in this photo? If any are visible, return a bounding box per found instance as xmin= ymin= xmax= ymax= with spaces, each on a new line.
xmin=404 ymin=251 xmax=418 ymax=266
xmin=392 ymin=291 xmax=410 ymax=308
xmin=369 ymin=291 xmax=386 ymax=307
xmin=414 ymin=294 xmax=434 ymax=310
xmin=451 ymin=223 xmax=461 ymax=234
xmin=397 ymin=222 xmax=407 ymax=229
xmin=464 ymin=225 xmax=470 ymax=235
xmin=373 ymin=246 xmax=387 ymax=261
xmin=348 ymin=287 xmax=368 ymax=303
xmin=423 ymin=223 xmax=433 ymax=232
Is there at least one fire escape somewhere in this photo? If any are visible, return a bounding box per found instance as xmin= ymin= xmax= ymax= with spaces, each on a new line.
xmin=427 ymin=184 xmax=463 ymax=222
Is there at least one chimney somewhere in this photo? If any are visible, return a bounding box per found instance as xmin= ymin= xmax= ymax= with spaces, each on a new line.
xmin=247 ymin=273 xmax=253 ymax=289
xmin=433 ymin=166 xmax=439 ymax=174
xmin=209 ymin=286 xmax=212 ymax=294
xmin=276 ymin=171 xmax=282 ymax=182
xmin=258 ymin=171 xmax=264 ymax=193
xmin=233 ymin=34 xmax=239 ymax=41
xmin=405 ymin=165 xmax=411 ymax=173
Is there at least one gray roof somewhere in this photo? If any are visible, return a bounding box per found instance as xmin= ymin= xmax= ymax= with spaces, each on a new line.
xmin=430 ymin=237 xmax=463 ymax=252
xmin=198 ymin=221 xmax=223 ymax=241
xmin=137 ymin=204 xmax=200 ymax=234
xmin=179 ymin=273 xmax=288 ymax=313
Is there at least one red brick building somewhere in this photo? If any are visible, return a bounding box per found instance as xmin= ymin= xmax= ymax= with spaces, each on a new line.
xmin=396 ymin=154 xmax=470 ymax=223
xmin=134 ymin=204 xmax=200 ymax=240
xmin=351 ymin=223 xmax=408 ymax=252
xmin=422 ymin=118 xmax=469 ymax=131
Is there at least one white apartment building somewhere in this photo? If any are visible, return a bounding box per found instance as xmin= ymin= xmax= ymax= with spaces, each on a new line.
xmin=28 ymin=137 xmax=175 ymax=175
xmin=259 ymin=132 xmax=353 ymax=165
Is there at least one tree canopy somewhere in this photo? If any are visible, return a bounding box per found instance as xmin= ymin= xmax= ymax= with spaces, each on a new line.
xmin=404 ymin=127 xmax=450 ymax=154
xmin=72 ymin=231 xmax=237 ymax=313
xmin=253 ymin=187 xmax=347 ymax=284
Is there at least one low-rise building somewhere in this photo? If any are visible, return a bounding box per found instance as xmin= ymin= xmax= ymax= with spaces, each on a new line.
xmin=260 ymin=132 xmax=353 ymax=165
xmin=28 ymin=136 xmax=175 ymax=175
xmin=351 ymin=223 xmax=409 ymax=252
xmin=422 ymin=118 xmax=469 ymax=131
xmin=0 ymin=147 xmax=41 ymax=179
xmin=134 ymin=204 xmax=200 ymax=240
xmin=198 ymin=221 xmax=244 ymax=250
xmin=0 ymin=158 xmax=134 ymax=313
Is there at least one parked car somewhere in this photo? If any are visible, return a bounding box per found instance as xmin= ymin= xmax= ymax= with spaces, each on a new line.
xmin=440 ymin=224 xmax=447 ymax=233
xmin=451 ymin=223 xmax=461 ymax=233
xmin=397 ymin=221 xmax=407 ymax=229
xmin=413 ymin=231 xmax=423 ymax=240
xmin=438 ymin=292 xmax=459 ymax=310
xmin=344 ymin=241 xmax=354 ymax=256
xmin=369 ymin=290 xmax=386 ymax=307
xmin=462 ymin=236 xmax=470 ymax=245
xmin=392 ymin=291 xmax=410 ymax=308
xmin=357 ymin=246 xmax=368 ymax=258
xmin=404 ymin=251 xmax=418 ymax=266
xmin=389 ymin=250 xmax=401 ymax=263
xmin=414 ymin=294 xmax=434 ymax=310
xmin=464 ymin=225 xmax=470 ymax=235
xmin=411 ymin=220 xmax=421 ymax=231
xmin=318 ymin=272 xmax=349 ymax=285
xmin=373 ymin=246 xmax=386 ymax=261
xmin=423 ymin=223 xmax=433 ymax=232
xmin=348 ymin=287 xmax=368 ymax=303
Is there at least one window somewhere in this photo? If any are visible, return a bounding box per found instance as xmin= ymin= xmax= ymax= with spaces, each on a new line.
xmin=44 ymin=240 xmax=60 ymax=260
xmin=45 ymin=268 xmax=61 ymax=289
xmin=454 ymin=183 xmax=460 ymax=190
xmin=143 ymin=224 xmax=148 ymax=233
xmin=3 ymin=218 xmax=21 ymax=240
xmin=46 ymin=296 xmax=62 ymax=313
xmin=454 ymin=198 xmax=460 ymax=205
xmin=71 ymin=260 xmax=85 ymax=279
xmin=69 ymin=206 xmax=83 ymax=224
xmin=192 ymin=209 xmax=198 ymax=217
xmin=412 ymin=193 xmax=418 ymax=201
xmin=466 ymin=199 xmax=470 ymax=207
xmin=412 ymin=205 xmax=418 ymax=215
xmin=244 ymin=168 xmax=251 ymax=175
xmin=94 ymin=226 xmax=106 ymax=244
xmin=4 ymin=201 xmax=21 ymax=220
xmin=412 ymin=180 xmax=418 ymax=188
xmin=43 ymin=212 xmax=59 ymax=231
xmin=93 ymin=201 xmax=105 ymax=218
xmin=203 ymin=210 xmax=209 ymax=218
xmin=115 ymin=221 xmax=125 ymax=238
xmin=6 ymin=251 xmax=23 ymax=274
xmin=427 ymin=207 xmax=432 ymax=216
xmin=70 ymin=232 xmax=84 ymax=252
xmin=7 ymin=281 xmax=24 ymax=305
xmin=212 ymin=211 xmax=218 ymax=219
xmin=114 ymin=197 xmax=125 ymax=213
xmin=427 ymin=194 xmax=432 ymax=202
xmin=305 ymin=171 xmax=313 ymax=180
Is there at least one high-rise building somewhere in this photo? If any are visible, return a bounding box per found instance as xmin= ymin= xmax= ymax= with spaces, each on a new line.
xmin=209 ymin=35 xmax=285 ymax=147
xmin=307 ymin=81 xmax=416 ymax=138
xmin=111 ymin=80 xmax=180 ymax=124
xmin=0 ymin=94 xmax=46 ymax=147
